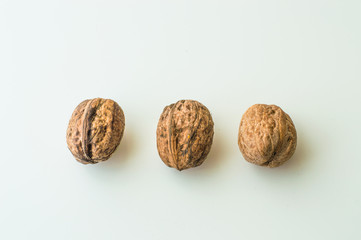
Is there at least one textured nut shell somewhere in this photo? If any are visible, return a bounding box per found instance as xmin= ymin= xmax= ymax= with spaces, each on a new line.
xmin=66 ymin=98 xmax=125 ymax=164
xmin=238 ymin=104 xmax=297 ymax=167
xmin=156 ymin=100 xmax=214 ymax=171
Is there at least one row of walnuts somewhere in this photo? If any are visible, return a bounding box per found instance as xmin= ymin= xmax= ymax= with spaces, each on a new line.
xmin=66 ymin=98 xmax=297 ymax=170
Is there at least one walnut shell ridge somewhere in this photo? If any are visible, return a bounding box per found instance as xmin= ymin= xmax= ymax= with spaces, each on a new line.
xmin=156 ymin=100 xmax=214 ymax=171
xmin=66 ymin=98 xmax=125 ymax=164
xmin=238 ymin=104 xmax=297 ymax=168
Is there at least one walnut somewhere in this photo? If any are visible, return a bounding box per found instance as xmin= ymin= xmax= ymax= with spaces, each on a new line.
xmin=156 ymin=100 xmax=214 ymax=171
xmin=66 ymin=98 xmax=125 ymax=164
xmin=238 ymin=104 xmax=297 ymax=167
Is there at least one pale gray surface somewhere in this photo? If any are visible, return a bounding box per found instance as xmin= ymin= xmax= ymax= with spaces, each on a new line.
xmin=1 ymin=1 xmax=360 ymax=239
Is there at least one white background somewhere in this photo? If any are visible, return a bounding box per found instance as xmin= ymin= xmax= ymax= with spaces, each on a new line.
xmin=1 ymin=1 xmax=360 ymax=239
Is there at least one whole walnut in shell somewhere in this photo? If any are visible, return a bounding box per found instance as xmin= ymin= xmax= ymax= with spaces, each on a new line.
xmin=238 ymin=104 xmax=297 ymax=167
xmin=66 ymin=98 xmax=125 ymax=164
xmin=156 ymin=100 xmax=214 ymax=171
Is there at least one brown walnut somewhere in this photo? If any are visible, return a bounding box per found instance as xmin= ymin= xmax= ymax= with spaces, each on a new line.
xmin=156 ymin=100 xmax=214 ymax=171
xmin=238 ymin=104 xmax=297 ymax=167
xmin=66 ymin=98 xmax=125 ymax=164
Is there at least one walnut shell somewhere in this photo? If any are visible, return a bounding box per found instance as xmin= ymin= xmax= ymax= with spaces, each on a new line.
xmin=66 ymin=98 xmax=125 ymax=164
xmin=156 ymin=100 xmax=214 ymax=171
xmin=238 ymin=104 xmax=297 ymax=167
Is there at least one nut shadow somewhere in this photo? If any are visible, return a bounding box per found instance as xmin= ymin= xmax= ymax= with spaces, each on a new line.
xmin=278 ymin=130 xmax=311 ymax=172
xmin=251 ymin=123 xmax=313 ymax=178
xmin=176 ymin=128 xmax=230 ymax=176
xmin=94 ymin=126 xmax=137 ymax=172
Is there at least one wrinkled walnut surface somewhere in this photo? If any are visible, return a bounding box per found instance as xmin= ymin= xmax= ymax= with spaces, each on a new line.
xmin=66 ymin=98 xmax=125 ymax=164
xmin=156 ymin=100 xmax=214 ymax=171
xmin=238 ymin=104 xmax=297 ymax=167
